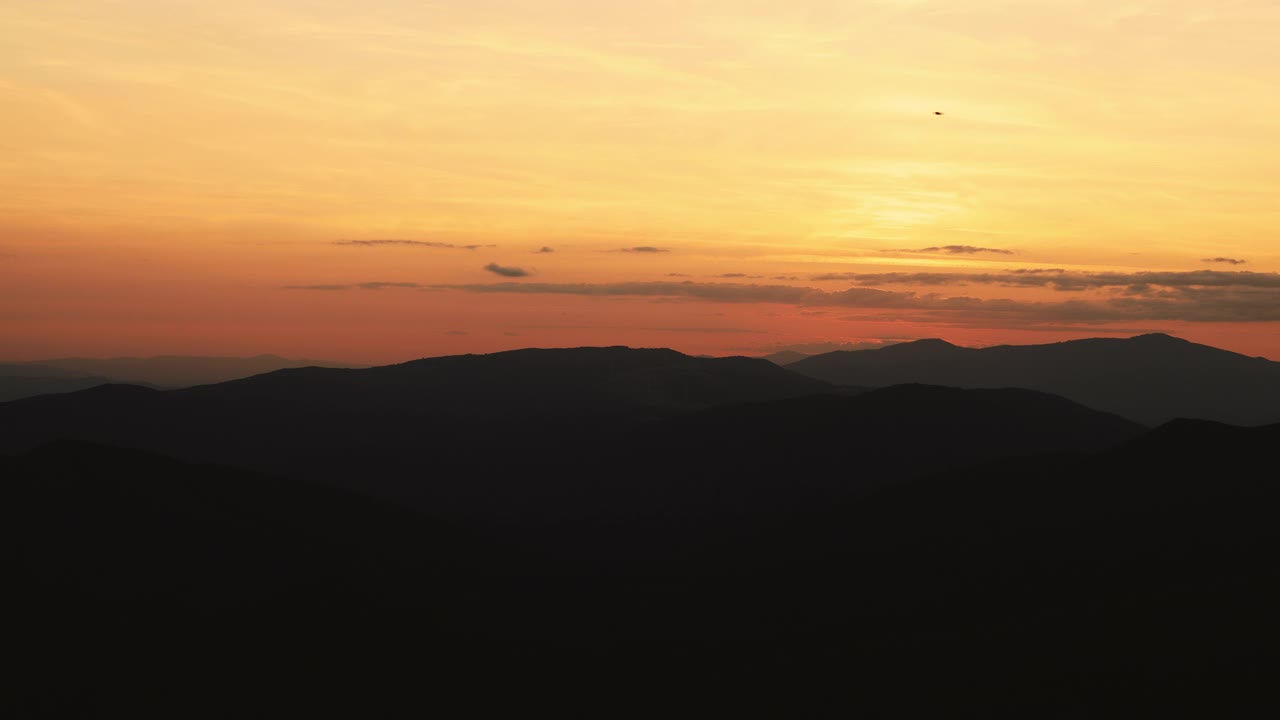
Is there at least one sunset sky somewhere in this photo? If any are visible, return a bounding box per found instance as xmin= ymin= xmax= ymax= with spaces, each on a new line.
xmin=3 ymin=0 xmax=1279 ymax=363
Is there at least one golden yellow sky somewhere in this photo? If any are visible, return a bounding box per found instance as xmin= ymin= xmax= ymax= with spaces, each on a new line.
xmin=3 ymin=1 xmax=1280 ymax=362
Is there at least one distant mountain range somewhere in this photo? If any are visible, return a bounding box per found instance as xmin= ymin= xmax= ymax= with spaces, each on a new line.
xmin=10 ymin=334 xmax=1275 ymax=427
xmin=787 ymin=333 xmax=1280 ymax=426
xmin=0 ymin=363 xmax=119 ymax=401
xmin=0 ymin=348 xmax=833 ymax=513
xmin=0 ymin=345 xmax=1145 ymax=518
xmin=0 ymin=354 xmax=362 ymax=401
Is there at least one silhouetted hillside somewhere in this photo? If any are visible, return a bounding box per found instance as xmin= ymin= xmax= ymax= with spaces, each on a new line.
xmin=2 ymin=440 xmax=505 ymax=718
xmin=624 ymin=384 xmax=1144 ymax=512
xmin=3 ymin=439 xmax=447 ymax=604
xmin=8 ymin=419 xmax=1280 ymax=716
xmin=789 ymin=333 xmax=1280 ymax=425
xmin=189 ymin=345 xmax=832 ymax=418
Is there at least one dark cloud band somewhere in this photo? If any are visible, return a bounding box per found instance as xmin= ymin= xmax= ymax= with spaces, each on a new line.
xmin=893 ymin=245 xmax=1014 ymax=255
xmin=484 ymin=263 xmax=530 ymax=278
xmin=287 ymin=269 xmax=1280 ymax=325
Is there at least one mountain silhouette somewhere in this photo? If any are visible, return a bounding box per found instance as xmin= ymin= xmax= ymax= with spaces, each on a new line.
xmin=0 ymin=353 xmax=362 ymax=400
xmin=0 ymin=348 xmax=1141 ymax=521
xmin=0 ymin=363 xmax=118 ymax=402
xmin=186 ymin=345 xmax=832 ymax=418
xmin=624 ymin=384 xmax=1144 ymax=512
xmin=0 ymin=347 xmax=833 ymax=508
xmin=788 ymin=332 xmax=1280 ymax=426
xmin=758 ymin=349 xmax=810 ymax=365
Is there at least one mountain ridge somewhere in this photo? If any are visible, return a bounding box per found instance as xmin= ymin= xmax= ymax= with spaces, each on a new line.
xmin=0 ymin=347 xmax=1143 ymax=518
xmin=0 ymin=354 xmax=364 ymax=397
xmin=788 ymin=333 xmax=1280 ymax=426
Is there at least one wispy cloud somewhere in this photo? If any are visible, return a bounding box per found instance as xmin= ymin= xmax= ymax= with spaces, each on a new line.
xmin=357 ymin=281 xmax=424 ymax=290
xmin=813 ymin=269 xmax=1280 ymax=292
xmin=437 ymin=281 xmax=813 ymax=304
xmin=431 ymin=274 xmax=1280 ymax=325
xmin=893 ymin=245 xmax=1014 ymax=255
xmin=619 ymin=246 xmax=669 ymax=253
xmin=287 ymin=268 xmax=1280 ymax=325
xmin=336 ymin=239 xmax=493 ymax=250
xmin=535 ymin=246 xmax=555 ymax=253
xmin=1203 ymin=257 xmax=1247 ymax=265
xmin=484 ymin=262 xmax=531 ymax=278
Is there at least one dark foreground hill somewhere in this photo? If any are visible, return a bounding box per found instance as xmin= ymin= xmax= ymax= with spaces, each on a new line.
xmin=2 ymin=441 xmax=492 ymax=718
xmin=7 ymin=416 xmax=1280 ymax=717
xmin=629 ymin=383 xmax=1143 ymax=507
xmin=788 ymin=333 xmax=1280 ymax=426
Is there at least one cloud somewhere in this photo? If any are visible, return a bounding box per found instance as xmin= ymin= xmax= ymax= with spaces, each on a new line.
xmin=813 ymin=269 xmax=1280 ymax=292
xmin=290 ymin=269 xmax=1280 ymax=326
xmin=444 ymin=330 xmax=469 ymax=336
xmin=357 ymin=281 xmax=424 ymax=290
xmin=1203 ymin=257 xmax=1247 ymax=265
xmin=536 ymin=246 xmax=555 ymax=253
xmin=667 ymin=272 xmax=692 ymax=277
xmin=893 ymin=245 xmax=1014 ymax=255
xmin=437 ymin=280 xmax=814 ymax=304
xmin=336 ymin=239 xmax=493 ymax=250
xmin=431 ymin=274 xmax=1280 ymax=325
xmin=484 ymin=262 xmax=531 ymax=278
xmin=619 ymin=246 xmax=669 ymax=253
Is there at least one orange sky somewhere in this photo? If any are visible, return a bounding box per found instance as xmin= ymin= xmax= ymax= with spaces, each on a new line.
xmin=3 ymin=1 xmax=1280 ymax=363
